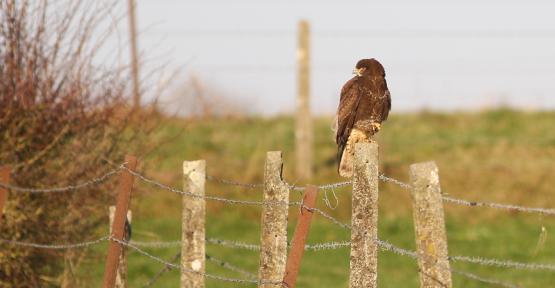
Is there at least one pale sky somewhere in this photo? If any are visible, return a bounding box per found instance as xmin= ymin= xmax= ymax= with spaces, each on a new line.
xmin=124 ymin=0 xmax=555 ymax=115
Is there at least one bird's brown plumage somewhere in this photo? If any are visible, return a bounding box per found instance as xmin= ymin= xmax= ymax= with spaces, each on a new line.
xmin=335 ymin=58 xmax=391 ymax=177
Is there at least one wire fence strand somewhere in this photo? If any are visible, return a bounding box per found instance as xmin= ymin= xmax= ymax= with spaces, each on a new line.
xmin=142 ymin=252 xmax=181 ymax=288
xmin=0 ymin=236 xmax=109 ymax=249
xmin=451 ymin=269 xmax=520 ymax=288
xmin=442 ymin=195 xmax=555 ymax=216
xmin=206 ymin=253 xmax=258 ymax=280
xmin=0 ymin=166 xmax=122 ymax=193
xmin=125 ymin=167 xmax=297 ymax=207
xmin=206 ymin=175 xmax=263 ymax=189
xmin=111 ymin=237 xmax=283 ymax=286
xmin=379 ymin=174 xmax=555 ymax=216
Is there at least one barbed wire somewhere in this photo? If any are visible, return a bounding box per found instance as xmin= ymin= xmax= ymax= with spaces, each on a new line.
xmin=442 ymin=196 xmax=555 ymax=216
xmin=143 ymin=252 xmax=181 ymax=288
xmin=379 ymin=174 xmax=555 ymax=216
xmin=206 ymin=175 xmax=262 ymax=189
xmin=111 ymin=237 xmax=283 ymax=286
xmin=206 ymin=173 xmax=352 ymax=192
xmin=450 ymin=269 xmax=520 ymax=288
xmin=135 ymin=236 xmax=352 ymax=252
xmin=130 ymin=240 xmax=182 ymax=248
xmin=379 ymin=174 xmax=412 ymax=189
xmin=206 ymin=253 xmax=258 ymax=280
xmin=207 ymin=237 xmax=260 ymax=251
xmin=0 ymin=166 xmax=123 ymax=193
xmin=124 ymin=167 xmax=297 ymax=207
xmin=449 ymin=255 xmax=555 ymax=272
xmin=293 ymin=205 xmax=555 ymax=274
xmin=0 ymin=236 xmax=109 ymax=249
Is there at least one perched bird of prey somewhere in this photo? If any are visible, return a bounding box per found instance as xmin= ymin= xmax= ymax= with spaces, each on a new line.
xmin=335 ymin=58 xmax=391 ymax=178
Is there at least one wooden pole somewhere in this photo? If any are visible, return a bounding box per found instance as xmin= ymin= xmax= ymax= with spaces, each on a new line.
xmin=409 ymin=161 xmax=452 ymax=288
xmin=258 ymin=151 xmax=290 ymax=288
xmin=283 ymin=185 xmax=318 ymax=288
xmin=181 ymin=160 xmax=206 ymax=288
xmin=0 ymin=166 xmax=10 ymax=224
xmin=109 ymin=206 xmax=132 ymax=288
xmin=349 ymin=143 xmax=379 ymax=288
xmin=295 ymin=19 xmax=312 ymax=180
xmin=127 ymin=0 xmax=141 ymax=108
xmin=103 ymin=155 xmax=137 ymax=288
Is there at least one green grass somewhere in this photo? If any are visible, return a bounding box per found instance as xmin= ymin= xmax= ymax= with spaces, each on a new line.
xmin=81 ymin=109 xmax=555 ymax=287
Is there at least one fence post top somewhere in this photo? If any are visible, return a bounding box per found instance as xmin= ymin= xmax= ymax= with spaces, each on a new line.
xmin=409 ymin=161 xmax=438 ymax=174
xmin=182 ymin=160 xmax=206 ymax=172
xmin=266 ymin=151 xmax=283 ymax=158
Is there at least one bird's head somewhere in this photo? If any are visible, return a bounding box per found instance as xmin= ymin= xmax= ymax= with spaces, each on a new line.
xmin=353 ymin=58 xmax=385 ymax=77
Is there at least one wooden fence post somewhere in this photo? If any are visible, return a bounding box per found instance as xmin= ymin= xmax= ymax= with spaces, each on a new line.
xmin=127 ymin=0 xmax=141 ymax=108
xmin=283 ymin=185 xmax=318 ymax=288
xmin=0 ymin=166 xmax=10 ymax=224
xmin=349 ymin=143 xmax=379 ymax=288
xmin=103 ymin=155 xmax=137 ymax=288
xmin=258 ymin=151 xmax=290 ymax=288
xmin=295 ymin=19 xmax=313 ymax=180
xmin=181 ymin=160 xmax=206 ymax=288
xmin=409 ymin=161 xmax=452 ymax=288
xmin=109 ymin=206 xmax=132 ymax=288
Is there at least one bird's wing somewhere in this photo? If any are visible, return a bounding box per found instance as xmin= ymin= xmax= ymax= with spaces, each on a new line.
xmin=381 ymin=88 xmax=391 ymax=121
xmin=336 ymin=77 xmax=360 ymax=147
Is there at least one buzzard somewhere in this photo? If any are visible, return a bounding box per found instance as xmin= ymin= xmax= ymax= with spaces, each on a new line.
xmin=335 ymin=58 xmax=391 ymax=177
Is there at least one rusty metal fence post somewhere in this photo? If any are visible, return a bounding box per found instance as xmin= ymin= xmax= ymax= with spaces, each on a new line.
xmin=258 ymin=151 xmax=289 ymax=288
xmin=103 ymin=155 xmax=137 ymax=288
xmin=409 ymin=161 xmax=452 ymax=288
xmin=181 ymin=160 xmax=206 ymax=288
xmin=349 ymin=143 xmax=379 ymax=288
xmin=0 ymin=166 xmax=10 ymax=224
xmin=283 ymin=185 xmax=318 ymax=288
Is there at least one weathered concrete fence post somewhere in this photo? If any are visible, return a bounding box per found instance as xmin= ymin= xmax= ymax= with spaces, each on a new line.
xmin=295 ymin=19 xmax=313 ymax=180
xmin=409 ymin=161 xmax=452 ymax=288
xmin=258 ymin=151 xmax=290 ymax=288
xmin=349 ymin=142 xmax=379 ymax=288
xmin=181 ymin=160 xmax=206 ymax=288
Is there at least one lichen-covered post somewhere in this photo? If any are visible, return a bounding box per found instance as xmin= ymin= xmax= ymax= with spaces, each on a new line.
xmin=181 ymin=160 xmax=206 ymax=288
xmin=258 ymin=151 xmax=289 ymax=288
xmin=409 ymin=161 xmax=452 ymax=288
xmin=109 ymin=206 xmax=132 ymax=288
xmin=349 ymin=142 xmax=379 ymax=288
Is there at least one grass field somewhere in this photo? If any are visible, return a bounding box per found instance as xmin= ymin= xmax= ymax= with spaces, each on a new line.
xmin=81 ymin=109 xmax=555 ymax=287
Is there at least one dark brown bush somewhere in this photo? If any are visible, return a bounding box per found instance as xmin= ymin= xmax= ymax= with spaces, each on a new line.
xmin=0 ymin=1 xmax=142 ymax=287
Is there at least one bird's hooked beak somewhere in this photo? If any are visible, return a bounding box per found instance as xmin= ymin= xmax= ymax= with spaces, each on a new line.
xmin=352 ymin=67 xmax=363 ymax=77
